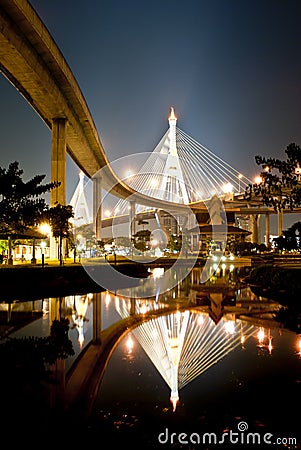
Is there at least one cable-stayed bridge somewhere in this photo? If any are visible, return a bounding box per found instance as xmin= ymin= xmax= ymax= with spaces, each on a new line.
xmin=108 ymin=107 xmax=252 ymax=217
xmin=1 ymin=0 xmax=294 ymax=247
xmin=69 ymin=107 xmax=252 ymax=227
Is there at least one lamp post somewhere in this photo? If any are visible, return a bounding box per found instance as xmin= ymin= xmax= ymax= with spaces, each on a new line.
xmin=31 ymin=238 xmax=36 ymax=264
xmin=40 ymin=240 xmax=46 ymax=267
xmin=112 ymin=240 xmax=116 ymax=265
xmin=238 ymin=173 xmax=243 ymax=192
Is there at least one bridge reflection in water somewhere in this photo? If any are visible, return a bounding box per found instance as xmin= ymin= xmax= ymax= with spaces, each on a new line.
xmin=2 ymin=263 xmax=301 ymax=445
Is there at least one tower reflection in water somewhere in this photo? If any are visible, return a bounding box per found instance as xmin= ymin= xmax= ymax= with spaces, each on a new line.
xmin=113 ymin=297 xmax=256 ymax=411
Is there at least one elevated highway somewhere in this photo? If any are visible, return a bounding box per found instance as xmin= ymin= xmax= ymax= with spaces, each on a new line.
xmin=0 ymin=0 xmax=190 ymax=213
xmin=1 ymin=0 xmax=299 ymax=245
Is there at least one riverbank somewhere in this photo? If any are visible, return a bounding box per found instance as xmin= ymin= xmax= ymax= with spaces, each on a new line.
xmin=0 ymin=261 xmax=150 ymax=301
xmin=0 ymin=254 xmax=253 ymax=301
xmin=246 ymin=263 xmax=301 ymax=305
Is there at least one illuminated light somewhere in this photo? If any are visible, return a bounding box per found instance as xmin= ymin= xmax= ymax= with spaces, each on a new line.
xmin=140 ymin=303 xmax=147 ymax=314
xmin=104 ymin=209 xmax=111 ymax=217
xmin=229 ymin=254 xmax=235 ymax=261
xmin=296 ymin=336 xmax=301 ymax=356
xmin=169 ymin=106 xmax=177 ymax=121
xmin=254 ymin=176 xmax=263 ymax=184
xmin=221 ymin=255 xmax=227 ymax=261
xmin=222 ymin=182 xmax=233 ymax=193
xmin=150 ymin=178 xmax=158 ymax=187
xmin=213 ymin=263 xmax=218 ymax=271
xmin=170 ymin=393 xmax=179 ymax=412
xmin=125 ymin=169 xmax=134 ymax=179
xmin=153 ymin=267 xmax=164 ymax=279
xmin=72 ymin=295 xmax=89 ymax=349
xmin=224 ymin=320 xmax=235 ymax=334
xmin=221 ymin=263 xmax=226 ymax=270
xmin=257 ymin=326 xmax=265 ymax=344
xmin=105 ymin=291 xmax=111 ymax=307
xmin=238 ymin=173 xmax=243 ymax=179
xmin=268 ymin=337 xmax=273 ymax=354
xmin=39 ymin=223 xmax=51 ymax=236
xmin=126 ymin=334 xmax=134 ymax=353
xmin=229 ymin=264 xmax=235 ymax=272
xmin=197 ymin=315 xmax=204 ymax=325
xmin=78 ymin=334 xmax=84 ymax=348
xmin=241 ymin=334 xmax=246 ymax=345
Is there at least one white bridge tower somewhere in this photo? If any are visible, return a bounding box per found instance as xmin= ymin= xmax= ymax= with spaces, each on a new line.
xmin=158 ymin=107 xmax=189 ymax=204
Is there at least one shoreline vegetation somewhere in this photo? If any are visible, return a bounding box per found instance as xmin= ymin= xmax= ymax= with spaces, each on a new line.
xmin=246 ymin=263 xmax=301 ymax=305
xmin=245 ymin=263 xmax=301 ymax=334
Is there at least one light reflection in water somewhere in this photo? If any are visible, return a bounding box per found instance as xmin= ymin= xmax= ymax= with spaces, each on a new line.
xmin=1 ymin=263 xmax=301 ymax=442
xmin=119 ymin=309 xmax=256 ymax=411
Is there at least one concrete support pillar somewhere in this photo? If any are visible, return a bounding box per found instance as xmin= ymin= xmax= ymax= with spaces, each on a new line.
xmin=265 ymin=214 xmax=270 ymax=247
xmin=93 ymin=175 xmax=102 ymax=240
xmin=129 ymin=201 xmax=136 ymax=240
xmin=50 ymin=118 xmax=67 ymax=261
xmin=278 ymin=209 xmax=283 ymax=237
xmin=48 ymin=297 xmax=66 ymax=411
xmin=92 ymin=292 xmax=102 ymax=343
xmin=130 ymin=297 xmax=136 ymax=315
xmin=251 ymin=214 xmax=260 ymax=244
xmin=50 ymin=118 xmax=67 ymax=206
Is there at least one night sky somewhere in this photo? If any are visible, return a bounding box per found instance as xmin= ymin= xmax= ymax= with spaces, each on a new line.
xmin=1 ymin=0 xmax=301 ymax=226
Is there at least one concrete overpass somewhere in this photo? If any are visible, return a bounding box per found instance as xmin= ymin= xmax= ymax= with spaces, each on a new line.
xmin=0 ymin=0 xmax=192 ymax=232
xmin=1 ymin=0 xmax=299 ymax=246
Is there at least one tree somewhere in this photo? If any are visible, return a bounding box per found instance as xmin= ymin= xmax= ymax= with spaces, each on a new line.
xmin=244 ymin=143 xmax=301 ymax=212
xmin=273 ymin=221 xmax=301 ymax=252
xmin=44 ymin=203 xmax=74 ymax=265
xmin=132 ymin=229 xmax=151 ymax=254
xmin=0 ymin=161 xmax=60 ymax=232
xmin=167 ymin=234 xmax=182 ymax=253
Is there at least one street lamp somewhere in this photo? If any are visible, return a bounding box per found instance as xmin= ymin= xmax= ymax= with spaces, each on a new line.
xmin=254 ymin=175 xmax=263 ymax=185
xmin=222 ymin=182 xmax=233 ymax=194
xmin=111 ymin=240 xmax=116 ymax=265
xmin=40 ymin=240 xmax=46 ymax=267
xmin=295 ymin=165 xmax=301 ymax=182
xmin=238 ymin=173 xmax=243 ymax=192
xmin=39 ymin=222 xmax=51 ymax=236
